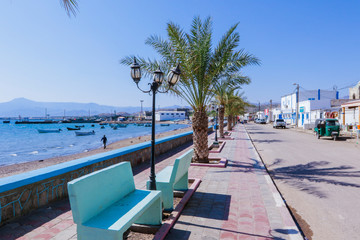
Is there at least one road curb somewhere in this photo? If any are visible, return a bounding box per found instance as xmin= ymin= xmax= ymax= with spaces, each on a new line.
xmin=243 ymin=125 xmax=308 ymax=240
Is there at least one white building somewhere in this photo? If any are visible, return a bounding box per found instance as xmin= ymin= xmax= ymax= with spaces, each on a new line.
xmin=349 ymin=81 xmax=360 ymax=100
xmin=155 ymin=111 xmax=186 ymax=121
xmin=341 ymin=100 xmax=360 ymax=126
xmin=280 ymin=89 xmax=339 ymax=127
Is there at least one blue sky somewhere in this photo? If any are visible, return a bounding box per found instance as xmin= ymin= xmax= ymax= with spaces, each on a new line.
xmin=0 ymin=0 xmax=359 ymax=108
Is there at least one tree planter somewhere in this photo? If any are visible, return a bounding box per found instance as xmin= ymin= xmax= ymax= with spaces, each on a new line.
xmin=208 ymin=141 xmax=226 ymax=153
xmin=190 ymin=157 xmax=227 ymax=168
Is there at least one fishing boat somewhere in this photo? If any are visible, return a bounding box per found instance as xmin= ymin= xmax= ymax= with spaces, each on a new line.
xmin=75 ymin=130 xmax=95 ymax=136
xmin=38 ymin=129 xmax=62 ymax=133
xmin=3 ymin=120 xmax=10 ymax=124
xmin=67 ymin=127 xmax=81 ymax=131
xmin=75 ymin=125 xmax=85 ymax=128
xmin=144 ymin=123 xmax=152 ymax=127
xmin=160 ymin=123 xmax=170 ymax=126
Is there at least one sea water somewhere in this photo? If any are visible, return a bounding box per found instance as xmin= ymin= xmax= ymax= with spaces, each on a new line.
xmin=0 ymin=122 xmax=189 ymax=167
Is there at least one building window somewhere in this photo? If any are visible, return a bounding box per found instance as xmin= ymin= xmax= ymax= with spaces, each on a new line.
xmin=167 ymin=113 xmax=169 ymax=115
xmin=171 ymin=113 xmax=174 ymax=115
xmin=181 ymin=113 xmax=184 ymax=115
xmin=176 ymin=113 xmax=179 ymax=115
xmin=161 ymin=113 xmax=164 ymax=115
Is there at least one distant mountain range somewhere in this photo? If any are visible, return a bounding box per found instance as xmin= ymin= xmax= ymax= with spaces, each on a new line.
xmin=0 ymin=98 xmax=189 ymax=118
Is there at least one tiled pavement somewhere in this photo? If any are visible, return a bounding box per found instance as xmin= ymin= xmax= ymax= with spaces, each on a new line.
xmin=0 ymin=125 xmax=303 ymax=240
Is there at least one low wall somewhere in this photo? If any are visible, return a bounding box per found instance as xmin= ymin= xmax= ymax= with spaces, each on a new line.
xmin=0 ymin=128 xmax=212 ymax=226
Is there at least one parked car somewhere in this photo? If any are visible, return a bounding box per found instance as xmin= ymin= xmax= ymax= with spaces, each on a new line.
xmin=273 ymin=119 xmax=286 ymax=128
xmin=259 ymin=119 xmax=266 ymax=124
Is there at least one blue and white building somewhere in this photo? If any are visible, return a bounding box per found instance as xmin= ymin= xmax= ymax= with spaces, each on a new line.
xmin=279 ymin=89 xmax=339 ymax=127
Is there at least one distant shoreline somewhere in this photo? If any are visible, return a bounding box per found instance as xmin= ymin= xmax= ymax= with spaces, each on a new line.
xmin=0 ymin=125 xmax=193 ymax=178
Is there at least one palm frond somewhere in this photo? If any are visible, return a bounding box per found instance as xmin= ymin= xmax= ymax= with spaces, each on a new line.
xmin=60 ymin=0 xmax=78 ymax=17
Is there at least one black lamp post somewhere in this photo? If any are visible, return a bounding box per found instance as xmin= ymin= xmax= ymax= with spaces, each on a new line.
xmin=212 ymin=103 xmax=219 ymax=147
xmin=130 ymin=57 xmax=181 ymax=190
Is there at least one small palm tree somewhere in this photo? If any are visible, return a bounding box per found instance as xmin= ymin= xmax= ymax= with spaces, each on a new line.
xmin=121 ymin=17 xmax=259 ymax=162
xmin=213 ymin=75 xmax=250 ymax=138
xmin=225 ymin=92 xmax=250 ymax=130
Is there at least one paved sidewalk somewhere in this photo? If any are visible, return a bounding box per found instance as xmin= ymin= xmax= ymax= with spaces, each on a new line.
xmin=0 ymin=125 xmax=303 ymax=240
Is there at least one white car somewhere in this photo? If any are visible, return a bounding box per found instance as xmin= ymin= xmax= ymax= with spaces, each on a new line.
xmin=273 ymin=119 xmax=286 ymax=128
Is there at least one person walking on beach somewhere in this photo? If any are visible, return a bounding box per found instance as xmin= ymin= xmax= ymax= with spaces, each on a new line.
xmin=101 ymin=135 xmax=107 ymax=149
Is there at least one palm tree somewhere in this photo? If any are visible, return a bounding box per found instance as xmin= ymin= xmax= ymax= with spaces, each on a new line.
xmin=121 ymin=16 xmax=259 ymax=162
xmin=225 ymin=92 xmax=250 ymax=130
xmin=213 ymin=75 xmax=250 ymax=138
xmin=61 ymin=0 xmax=78 ymax=17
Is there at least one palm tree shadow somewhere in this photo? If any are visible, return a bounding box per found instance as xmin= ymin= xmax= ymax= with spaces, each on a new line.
xmin=268 ymin=159 xmax=360 ymax=198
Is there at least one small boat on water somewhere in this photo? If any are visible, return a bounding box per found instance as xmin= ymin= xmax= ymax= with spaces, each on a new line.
xmin=136 ymin=123 xmax=144 ymax=126
xmin=38 ymin=129 xmax=62 ymax=133
xmin=75 ymin=125 xmax=85 ymax=128
xmin=160 ymin=123 xmax=170 ymax=126
xmin=75 ymin=130 xmax=95 ymax=136
xmin=144 ymin=123 xmax=152 ymax=127
xmin=67 ymin=127 xmax=81 ymax=131
xmin=99 ymin=123 xmax=108 ymax=125
xmin=3 ymin=121 xmax=10 ymax=124
xmin=100 ymin=126 xmax=105 ymax=129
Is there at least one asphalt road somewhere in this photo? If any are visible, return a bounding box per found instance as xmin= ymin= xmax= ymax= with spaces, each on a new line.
xmin=245 ymin=123 xmax=360 ymax=240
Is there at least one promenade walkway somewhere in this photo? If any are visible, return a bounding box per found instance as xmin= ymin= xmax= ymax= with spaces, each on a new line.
xmin=0 ymin=125 xmax=303 ymax=240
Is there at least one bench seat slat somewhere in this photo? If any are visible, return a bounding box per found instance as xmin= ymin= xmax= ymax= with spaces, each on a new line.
xmin=84 ymin=189 xmax=161 ymax=231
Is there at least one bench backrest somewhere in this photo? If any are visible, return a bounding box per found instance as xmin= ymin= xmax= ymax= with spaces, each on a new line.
xmin=171 ymin=149 xmax=193 ymax=184
xmin=67 ymin=162 xmax=135 ymax=224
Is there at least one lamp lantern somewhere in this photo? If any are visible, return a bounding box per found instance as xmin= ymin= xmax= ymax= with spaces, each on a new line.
xmin=130 ymin=57 xmax=141 ymax=84
xmin=153 ymin=67 xmax=164 ymax=84
xmin=167 ymin=64 xmax=181 ymax=86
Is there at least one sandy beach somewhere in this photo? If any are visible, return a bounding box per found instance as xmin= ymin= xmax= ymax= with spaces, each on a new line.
xmin=0 ymin=126 xmax=192 ymax=178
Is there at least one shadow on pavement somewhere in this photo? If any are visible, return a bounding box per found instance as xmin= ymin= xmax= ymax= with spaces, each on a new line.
xmin=247 ymin=131 xmax=277 ymax=135
xmin=0 ymin=199 xmax=71 ymax=240
xmin=167 ymin=221 xmax=289 ymax=240
xmin=252 ymin=139 xmax=283 ymax=144
xmin=181 ymin=192 xmax=231 ymax=220
xmin=269 ymin=159 xmax=360 ymax=198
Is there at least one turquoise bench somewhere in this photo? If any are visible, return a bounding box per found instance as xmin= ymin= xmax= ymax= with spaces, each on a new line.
xmin=147 ymin=149 xmax=193 ymax=211
xmin=68 ymin=162 xmax=162 ymax=240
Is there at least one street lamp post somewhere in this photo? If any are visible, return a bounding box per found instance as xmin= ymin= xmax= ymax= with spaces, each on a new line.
xmin=293 ymin=83 xmax=299 ymax=127
xmin=130 ymin=58 xmax=181 ymax=190
xmin=211 ymin=103 xmax=219 ymax=147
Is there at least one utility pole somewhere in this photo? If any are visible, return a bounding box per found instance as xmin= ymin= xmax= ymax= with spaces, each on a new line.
xmin=270 ymin=99 xmax=273 ymax=122
xmin=140 ymin=100 xmax=144 ymax=120
xmin=294 ymin=83 xmax=300 ymax=127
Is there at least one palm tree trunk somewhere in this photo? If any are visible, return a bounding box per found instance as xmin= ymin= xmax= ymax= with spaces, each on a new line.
xmin=192 ymin=110 xmax=209 ymax=163
xmin=227 ymin=115 xmax=233 ymax=131
xmin=219 ymin=106 xmax=225 ymax=138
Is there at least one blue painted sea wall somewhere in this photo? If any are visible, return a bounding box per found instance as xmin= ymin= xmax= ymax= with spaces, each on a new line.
xmin=0 ymin=128 xmax=212 ymax=225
